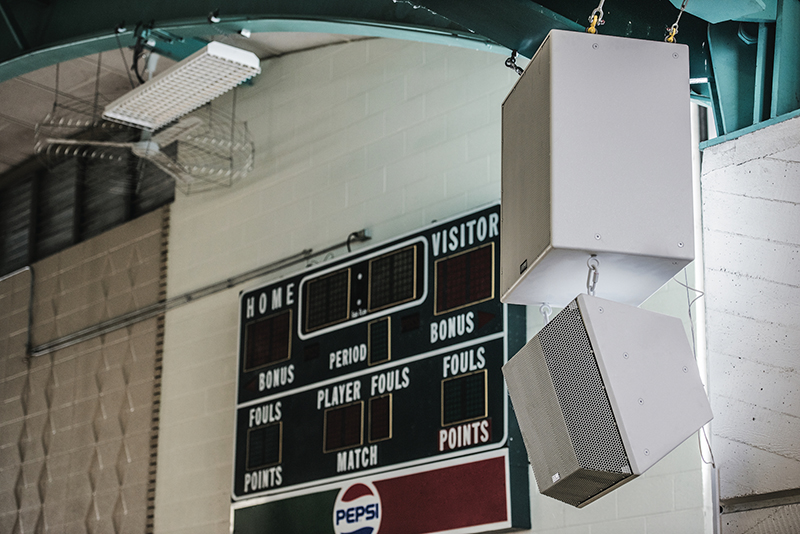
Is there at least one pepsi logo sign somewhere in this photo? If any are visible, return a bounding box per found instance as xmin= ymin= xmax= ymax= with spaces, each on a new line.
xmin=332 ymin=482 xmax=382 ymax=534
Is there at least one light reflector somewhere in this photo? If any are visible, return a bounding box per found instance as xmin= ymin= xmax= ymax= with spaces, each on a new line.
xmin=103 ymin=41 xmax=260 ymax=130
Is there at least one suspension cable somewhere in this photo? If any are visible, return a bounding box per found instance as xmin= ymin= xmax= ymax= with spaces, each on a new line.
xmin=587 ymin=0 xmax=606 ymax=34
xmin=666 ymin=0 xmax=690 ymax=43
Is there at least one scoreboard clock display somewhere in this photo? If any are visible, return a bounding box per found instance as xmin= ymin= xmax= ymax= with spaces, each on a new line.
xmin=232 ymin=205 xmax=530 ymax=533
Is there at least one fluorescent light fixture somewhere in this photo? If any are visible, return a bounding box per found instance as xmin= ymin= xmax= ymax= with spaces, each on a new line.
xmin=103 ymin=41 xmax=260 ymax=131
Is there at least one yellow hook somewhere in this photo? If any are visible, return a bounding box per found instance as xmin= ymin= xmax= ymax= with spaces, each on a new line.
xmin=587 ymin=14 xmax=599 ymax=34
xmin=666 ymin=24 xmax=679 ymax=43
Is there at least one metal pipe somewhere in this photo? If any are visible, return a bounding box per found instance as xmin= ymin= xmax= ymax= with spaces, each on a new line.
xmin=0 ymin=265 xmax=35 ymax=359
xmin=25 ymin=264 xmax=34 ymax=359
xmin=0 ymin=265 xmax=30 ymax=283
xmin=0 ymin=0 xmax=27 ymax=50
xmin=30 ymin=229 xmax=371 ymax=357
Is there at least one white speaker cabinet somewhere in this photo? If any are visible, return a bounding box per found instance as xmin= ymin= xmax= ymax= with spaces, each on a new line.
xmin=500 ymin=30 xmax=694 ymax=308
xmin=502 ymin=294 xmax=712 ymax=507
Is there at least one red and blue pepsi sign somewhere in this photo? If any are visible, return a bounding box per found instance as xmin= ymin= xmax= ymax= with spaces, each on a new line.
xmin=234 ymin=451 xmax=526 ymax=534
xmin=333 ymin=482 xmax=382 ymax=534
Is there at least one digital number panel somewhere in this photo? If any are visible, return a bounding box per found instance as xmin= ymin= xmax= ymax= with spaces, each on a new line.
xmin=369 ymin=394 xmax=392 ymax=442
xmin=305 ymin=270 xmax=351 ymax=332
xmin=299 ymin=241 xmax=426 ymax=337
xmin=324 ymin=402 xmax=364 ymax=452
xmin=233 ymin=338 xmax=507 ymax=497
xmin=442 ymin=370 xmax=488 ymax=426
xmin=368 ymin=318 xmax=391 ymax=366
xmin=243 ymin=311 xmax=292 ymax=372
xmin=369 ymin=245 xmax=418 ymax=311
xmin=435 ymin=243 xmax=494 ymax=314
xmin=234 ymin=205 xmax=509 ymax=501
xmin=237 ymin=234 xmax=502 ymax=404
xmin=246 ymin=423 xmax=282 ymax=470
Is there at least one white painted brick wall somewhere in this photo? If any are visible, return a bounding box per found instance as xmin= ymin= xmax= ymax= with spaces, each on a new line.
xmin=157 ymin=38 xmax=709 ymax=533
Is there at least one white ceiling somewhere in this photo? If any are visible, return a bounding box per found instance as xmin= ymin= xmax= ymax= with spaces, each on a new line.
xmin=0 ymin=32 xmax=367 ymax=175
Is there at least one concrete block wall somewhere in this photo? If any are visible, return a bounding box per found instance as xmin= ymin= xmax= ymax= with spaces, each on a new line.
xmin=701 ymin=115 xmax=800 ymax=532
xmin=0 ymin=207 xmax=167 ymax=534
xmin=31 ymin=209 xmax=166 ymax=347
xmin=157 ymin=38 xmax=711 ymax=533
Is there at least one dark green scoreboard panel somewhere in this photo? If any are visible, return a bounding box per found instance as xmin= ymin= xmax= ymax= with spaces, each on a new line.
xmin=233 ymin=204 xmax=529 ymax=525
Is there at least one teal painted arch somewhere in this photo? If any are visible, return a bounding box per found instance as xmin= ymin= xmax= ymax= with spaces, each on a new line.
xmin=0 ymin=0 xmax=580 ymax=83
xmin=0 ymin=19 xmax=496 ymax=83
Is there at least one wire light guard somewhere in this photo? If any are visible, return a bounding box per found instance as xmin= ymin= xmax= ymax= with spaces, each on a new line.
xmin=103 ymin=41 xmax=261 ymax=131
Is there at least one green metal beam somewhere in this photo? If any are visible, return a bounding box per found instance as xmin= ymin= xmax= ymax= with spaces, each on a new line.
xmin=0 ymin=0 xmax=500 ymax=83
xmin=412 ymin=0 xmax=710 ymax=79
xmin=706 ymin=0 xmax=800 ymax=139
xmin=753 ymin=23 xmax=772 ymax=124
xmin=707 ymin=22 xmax=760 ymax=135
xmin=0 ymin=0 xmax=27 ymax=50
xmin=771 ymin=0 xmax=800 ymax=117
xmin=517 ymin=0 xmax=711 ymax=79
xmin=0 ymin=19 xmax=513 ymax=85
xmin=668 ymin=0 xmax=777 ymax=24
xmin=391 ymin=0 xmax=581 ymax=59
xmin=0 ymin=0 xmax=712 ymax=83
xmin=1 ymin=0 xmax=796 ymax=137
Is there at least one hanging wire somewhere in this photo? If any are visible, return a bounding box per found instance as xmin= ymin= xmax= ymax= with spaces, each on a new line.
xmin=115 ymin=31 xmax=136 ymax=89
xmin=666 ymin=0 xmax=690 ymax=43
xmin=52 ymin=63 xmax=60 ymax=113
xmin=230 ymin=87 xmax=237 ymax=171
xmin=699 ymin=426 xmax=716 ymax=467
xmin=132 ymin=36 xmax=147 ymax=85
xmin=134 ymin=155 xmax=146 ymax=195
xmin=92 ymin=52 xmax=103 ymax=124
xmin=674 ymin=268 xmax=716 ymax=467
xmin=587 ymin=0 xmax=606 ymax=34
xmin=673 ymin=273 xmax=705 ymax=308
xmin=346 ymin=232 xmax=359 ymax=252
xmin=673 ymin=269 xmax=705 ymax=358
xmin=131 ymin=23 xmax=154 ymax=85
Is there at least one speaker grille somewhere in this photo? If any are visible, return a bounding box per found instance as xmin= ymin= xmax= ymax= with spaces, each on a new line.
xmin=538 ymin=300 xmax=632 ymax=476
xmin=504 ymin=297 xmax=636 ymax=507
xmin=505 ymin=335 xmax=580 ymax=492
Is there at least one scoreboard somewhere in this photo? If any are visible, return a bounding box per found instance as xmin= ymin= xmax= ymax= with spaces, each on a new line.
xmin=232 ymin=205 xmax=530 ymax=533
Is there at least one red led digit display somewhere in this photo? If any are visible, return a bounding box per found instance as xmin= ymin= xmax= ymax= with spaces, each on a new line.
xmin=441 ymin=370 xmax=487 ymax=426
xmin=324 ymin=402 xmax=364 ymax=452
xmin=244 ymin=311 xmax=292 ymax=372
xmin=435 ymin=244 xmax=494 ymax=315
xmin=368 ymin=317 xmax=391 ymax=366
xmin=247 ymin=422 xmax=283 ymax=470
xmin=369 ymin=246 xmax=417 ymax=311
xmin=305 ymin=269 xmax=350 ymax=332
xmin=369 ymin=395 xmax=392 ymax=442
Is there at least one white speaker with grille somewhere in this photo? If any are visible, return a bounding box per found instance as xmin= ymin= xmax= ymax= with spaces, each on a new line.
xmin=502 ymin=294 xmax=712 ymax=508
